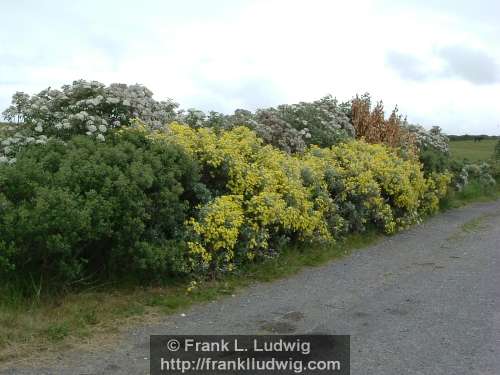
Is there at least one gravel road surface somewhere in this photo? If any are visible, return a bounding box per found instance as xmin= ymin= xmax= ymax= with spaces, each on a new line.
xmin=2 ymin=201 xmax=499 ymax=374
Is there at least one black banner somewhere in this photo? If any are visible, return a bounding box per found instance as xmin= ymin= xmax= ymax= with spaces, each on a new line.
xmin=150 ymin=335 xmax=350 ymax=374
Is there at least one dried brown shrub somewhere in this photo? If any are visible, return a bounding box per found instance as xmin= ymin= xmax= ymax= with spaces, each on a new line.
xmin=351 ymin=93 xmax=417 ymax=153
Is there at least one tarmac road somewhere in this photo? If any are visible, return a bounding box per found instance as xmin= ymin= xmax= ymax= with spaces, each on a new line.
xmin=2 ymin=200 xmax=499 ymax=374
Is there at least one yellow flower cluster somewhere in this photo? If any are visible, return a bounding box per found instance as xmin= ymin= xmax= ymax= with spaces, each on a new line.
xmin=150 ymin=123 xmax=450 ymax=271
xmin=303 ymin=142 xmax=451 ymax=232
xmin=187 ymin=195 xmax=244 ymax=268
xmin=160 ymin=123 xmax=331 ymax=269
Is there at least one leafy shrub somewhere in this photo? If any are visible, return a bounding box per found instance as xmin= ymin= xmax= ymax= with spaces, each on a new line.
xmin=0 ymin=80 xmax=457 ymax=288
xmin=492 ymin=141 xmax=500 ymax=180
xmin=418 ymin=147 xmax=450 ymax=175
xmin=0 ymin=131 xmax=202 ymax=287
xmin=178 ymin=95 xmax=355 ymax=153
xmin=441 ymin=179 xmax=498 ymax=207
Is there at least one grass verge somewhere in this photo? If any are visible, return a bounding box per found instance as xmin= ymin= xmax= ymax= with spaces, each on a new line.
xmin=439 ymin=180 xmax=500 ymax=209
xmin=0 ymin=232 xmax=380 ymax=365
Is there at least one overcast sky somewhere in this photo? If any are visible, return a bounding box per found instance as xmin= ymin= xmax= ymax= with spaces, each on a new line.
xmin=1 ymin=0 xmax=499 ymax=134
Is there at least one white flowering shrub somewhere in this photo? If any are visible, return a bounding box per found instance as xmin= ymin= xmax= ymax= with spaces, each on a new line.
xmin=397 ymin=123 xmax=450 ymax=175
xmin=454 ymin=162 xmax=496 ymax=191
xmin=228 ymin=95 xmax=354 ymax=151
xmin=1 ymin=80 xmax=178 ymax=162
xmin=253 ymin=109 xmax=309 ymax=153
xmin=403 ymin=123 xmax=449 ymax=154
xmin=176 ymin=108 xmax=207 ymax=128
xmin=271 ymin=95 xmax=355 ymax=147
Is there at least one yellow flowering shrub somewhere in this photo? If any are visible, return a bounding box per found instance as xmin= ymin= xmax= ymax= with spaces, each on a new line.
xmin=303 ymin=141 xmax=450 ymax=232
xmin=187 ymin=195 xmax=244 ymax=270
xmin=153 ymin=123 xmax=332 ymax=270
xmin=421 ymin=172 xmax=452 ymax=215
xmin=148 ymin=123 xmax=450 ymax=272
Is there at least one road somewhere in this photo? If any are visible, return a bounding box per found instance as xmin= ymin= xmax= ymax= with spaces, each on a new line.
xmin=2 ymin=201 xmax=500 ymax=374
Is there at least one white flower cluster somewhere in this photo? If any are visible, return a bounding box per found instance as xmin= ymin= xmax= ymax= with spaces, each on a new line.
xmin=253 ymin=109 xmax=309 ymax=153
xmin=403 ymin=123 xmax=449 ymax=154
xmin=176 ymin=108 xmax=207 ymax=128
xmin=274 ymin=95 xmax=355 ymax=139
xmin=454 ymin=162 xmax=496 ymax=191
xmin=0 ymin=128 xmax=48 ymax=163
xmin=1 ymin=80 xmax=179 ymax=161
xmin=247 ymin=95 xmax=355 ymax=150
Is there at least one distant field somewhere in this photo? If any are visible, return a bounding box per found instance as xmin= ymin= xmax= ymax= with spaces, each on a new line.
xmin=449 ymin=139 xmax=497 ymax=162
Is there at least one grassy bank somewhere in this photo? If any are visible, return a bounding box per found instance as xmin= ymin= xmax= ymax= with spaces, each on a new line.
xmin=440 ymin=180 xmax=500 ymax=209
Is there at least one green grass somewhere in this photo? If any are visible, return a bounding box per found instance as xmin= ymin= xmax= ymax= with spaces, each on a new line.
xmin=439 ymin=180 xmax=500 ymax=210
xmin=449 ymin=139 xmax=497 ymax=162
xmin=461 ymin=215 xmax=489 ymax=233
xmin=0 ymin=232 xmax=380 ymax=364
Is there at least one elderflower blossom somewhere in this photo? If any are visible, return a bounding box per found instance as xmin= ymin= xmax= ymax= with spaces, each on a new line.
xmin=0 ymin=80 xmax=179 ymax=162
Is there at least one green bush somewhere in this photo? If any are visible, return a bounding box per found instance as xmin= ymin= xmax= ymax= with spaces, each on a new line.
xmin=0 ymin=131 xmax=203 ymax=289
xmin=419 ymin=147 xmax=450 ymax=175
xmin=493 ymin=141 xmax=500 ymax=180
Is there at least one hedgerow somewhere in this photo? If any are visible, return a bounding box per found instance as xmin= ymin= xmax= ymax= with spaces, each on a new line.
xmin=0 ymin=80 xmax=457 ymax=291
